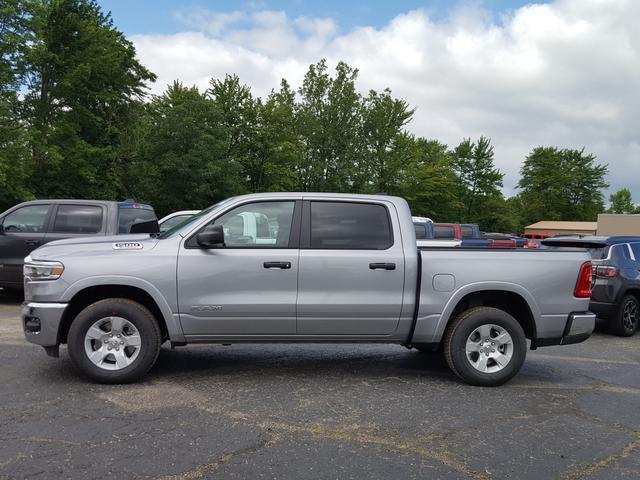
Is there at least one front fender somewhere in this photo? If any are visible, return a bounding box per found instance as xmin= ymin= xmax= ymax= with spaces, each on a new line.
xmin=62 ymin=275 xmax=185 ymax=342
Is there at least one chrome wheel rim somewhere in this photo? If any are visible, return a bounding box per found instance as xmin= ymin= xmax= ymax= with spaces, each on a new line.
xmin=623 ymin=300 xmax=638 ymax=331
xmin=84 ymin=317 xmax=142 ymax=370
xmin=465 ymin=324 xmax=513 ymax=373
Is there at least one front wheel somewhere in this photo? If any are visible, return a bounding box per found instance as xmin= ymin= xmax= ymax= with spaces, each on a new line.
xmin=67 ymin=298 xmax=161 ymax=383
xmin=443 ymin=307 xmax=527 ymax=386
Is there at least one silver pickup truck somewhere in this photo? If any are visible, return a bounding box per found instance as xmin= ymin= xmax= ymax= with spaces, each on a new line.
xmin=22 ymin=193 xmax=595 ymax=386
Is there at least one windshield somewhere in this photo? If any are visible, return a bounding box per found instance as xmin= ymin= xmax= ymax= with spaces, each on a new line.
xmin=158 ymin=198 xmax=235 ymax=239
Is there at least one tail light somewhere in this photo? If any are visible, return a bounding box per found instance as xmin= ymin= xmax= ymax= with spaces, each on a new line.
xmin=490 ymin=239 xmax=516 ymax=248
xmin=594 ymin=266 xmax=617 ymax=278
xmin=574 ymin=262 xmax=592 ymax=298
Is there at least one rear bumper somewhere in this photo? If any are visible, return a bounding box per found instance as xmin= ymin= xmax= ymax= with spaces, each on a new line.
xmin=535 ymin=312 xmax=595 ymax=347
xmin=560 ymin=312 xmax=595 ymax=345
xmin=588 ymin=300 xmax=616 ymax=320
xmin=22 ymin=302 xmax=67 ymax=347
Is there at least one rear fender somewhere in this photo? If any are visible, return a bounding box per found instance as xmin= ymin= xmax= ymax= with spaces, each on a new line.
xmin=414 ymin=281 xmax=541 ymax=344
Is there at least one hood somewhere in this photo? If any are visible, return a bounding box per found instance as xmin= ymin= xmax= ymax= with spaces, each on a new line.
xmin=29 ymin=234 xmax=159 ymax=261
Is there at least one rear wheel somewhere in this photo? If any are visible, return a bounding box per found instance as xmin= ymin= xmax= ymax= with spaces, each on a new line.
xmin=444 ymin=307 xmax=527 ymax=386
xmin=67 ymin=298 xmax=161 ymax=383
xmin=609 ymin=295 xmax=639 ymax=337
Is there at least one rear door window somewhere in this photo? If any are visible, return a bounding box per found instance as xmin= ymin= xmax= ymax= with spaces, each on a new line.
xmin=310 ymin=202 xmax=393 ymax=250
xmin=52 ymin=205 xmax=103 ymax=234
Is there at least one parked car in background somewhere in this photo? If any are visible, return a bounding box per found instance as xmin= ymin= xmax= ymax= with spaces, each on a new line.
xmin=0 ymin=200 xmax=158 ymax=290
xmin=23 ymin=192 xmax=595 ymax=387
xmin=412 ymin=217 xmax=461 ymax=247
xmin=542 ymin=236 xmax=640 ymax=336
xmin=433 ymin=222 xmax=462 ymax=240
xmin=159 ymin=210 xmax=200 ymax=233
xmin=461 ymin=223 xmax=482 ymax=240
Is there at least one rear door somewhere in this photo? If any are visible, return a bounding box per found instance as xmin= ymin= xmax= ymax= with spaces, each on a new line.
xmin=297 ymin=199 xmax=405 ymax=335
xmin=44 ymin=204 xmax=106 ymax=243
xmin=0 ymin=204 xmax=52 ymax=286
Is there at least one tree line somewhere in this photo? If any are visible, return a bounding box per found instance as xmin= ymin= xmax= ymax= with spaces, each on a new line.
xmin=1 ymin=0 xmax=632 ymax=232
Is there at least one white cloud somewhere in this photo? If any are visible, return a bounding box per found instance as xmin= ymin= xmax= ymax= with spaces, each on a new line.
xmin=132 ymin=0 xmax=640 ymax=198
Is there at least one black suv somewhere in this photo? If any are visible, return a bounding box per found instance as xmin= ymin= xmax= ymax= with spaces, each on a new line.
xmin=543 ymin=236 xmax=640 ymax=336
xmin=0 ymin=200 xmax=158 ymax=290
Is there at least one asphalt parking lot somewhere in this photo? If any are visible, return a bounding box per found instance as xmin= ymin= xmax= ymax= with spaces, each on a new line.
xmin=2 ymin=292 xmax=640 ymax=479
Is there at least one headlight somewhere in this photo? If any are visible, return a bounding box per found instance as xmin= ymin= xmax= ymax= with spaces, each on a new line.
xmin=23 ymin=261 xmax=65 ymax=281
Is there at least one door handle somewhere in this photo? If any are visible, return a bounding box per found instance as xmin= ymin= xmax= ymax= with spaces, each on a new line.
xmin=369 ymin=262 xmax=396 ymax=270
xmin=25 ymin=240 xmax=41 ymax=246
xmin=263 ymin=261 xmax=291 ymax=269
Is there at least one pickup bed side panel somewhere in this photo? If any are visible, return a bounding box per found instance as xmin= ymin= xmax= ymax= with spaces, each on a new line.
xmin=413 ymin=249 xmax=591 ymax=344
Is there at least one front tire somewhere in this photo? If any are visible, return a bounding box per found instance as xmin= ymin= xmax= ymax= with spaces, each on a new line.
xmin=444 ymin=307 xmax=527 ymax=387
xmin=67 ymin=298 xmax=161 ymax=383
xmin=609 ymin=295 xmax=639 ymax=337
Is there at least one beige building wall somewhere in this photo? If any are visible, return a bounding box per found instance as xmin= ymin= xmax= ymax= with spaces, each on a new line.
xmin=597 ymin=214 xmax=640 ymax=236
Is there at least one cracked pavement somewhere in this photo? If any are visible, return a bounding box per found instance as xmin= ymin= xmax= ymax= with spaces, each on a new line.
xmin=2 ymin=292 xmax=640 ymax=479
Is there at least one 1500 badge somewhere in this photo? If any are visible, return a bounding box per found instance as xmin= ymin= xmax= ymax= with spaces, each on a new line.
xmin=112 ymin=242 xmax=143 ymax=250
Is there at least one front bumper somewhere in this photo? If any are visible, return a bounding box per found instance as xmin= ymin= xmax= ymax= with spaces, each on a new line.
xmin=22 ymin=302 xmax=68 ymax=347
xmin=534 ymin=312 xmax=595 ymax=347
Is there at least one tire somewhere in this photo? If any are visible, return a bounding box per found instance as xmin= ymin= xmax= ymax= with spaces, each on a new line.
xmin=609 ymin=295 xmax=639 ymax=337
xmin=443 ymin=307 xmax=527 ymax=387
xmin=67 ymin=298 xmax=161 ymax=383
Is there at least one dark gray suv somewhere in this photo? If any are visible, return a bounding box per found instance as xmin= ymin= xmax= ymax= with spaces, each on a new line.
xmin=0 ymin=199 xmax=157 ymax=290
xmin=543 ymin=236 xmax=640 ymax=336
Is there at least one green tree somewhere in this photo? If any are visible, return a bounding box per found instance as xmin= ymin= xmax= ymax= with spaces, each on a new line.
xmin=22 ymin=0 xmax=155 ymax=199
xmin=0 ymin=0 xmax=32 ymax=210
xmin=607 ymin=188 xmax=635 ymax=214
xmin=453 ymin=136 xmax=504 ymax=223
xmin=397 ymin=136 xmax=463 ymax=222
xmin=208 ymin=74 xmax=260 ymax=191
xmin=518 ymin=147 xmax=609 ymax=224
xmin=252 ymin=80 xmax=302 ymax=191
xmin=126 ymin=82 xmax=240 ymax=216
xmin=358 ymin=88 xmax=414 ymax=193
xmin=295 ymin=59 xmax=363 ymax=191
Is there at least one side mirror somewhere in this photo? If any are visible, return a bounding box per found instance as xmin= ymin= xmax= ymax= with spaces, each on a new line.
xmin=196 ymin=224 xmax=225 ymax=248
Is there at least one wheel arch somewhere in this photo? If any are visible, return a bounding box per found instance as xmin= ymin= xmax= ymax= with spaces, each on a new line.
xmin=432 ymin=283 xmax=540 ymax=345
xmin=59 ymin=278 xmax=184 ymax=344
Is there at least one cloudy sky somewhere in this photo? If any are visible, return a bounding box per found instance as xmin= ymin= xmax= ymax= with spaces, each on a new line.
xmin=99 ymin=0 xmax=639 ymax=199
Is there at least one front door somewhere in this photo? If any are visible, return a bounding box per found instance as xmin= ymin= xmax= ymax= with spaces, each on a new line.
xmin=0 ymin=204 xmax=51 ymax=287
xmin=297 ymin=200 xmax=405 ymax=335
xmin=177 ymin=200 xmax=300 ymax=336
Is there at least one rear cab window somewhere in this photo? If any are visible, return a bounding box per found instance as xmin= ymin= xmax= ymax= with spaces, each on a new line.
xmin=310 ymin=202 xmax=392 ymax=250
xmin=118 ymin=204 xmax=157 ymax=233
xmin=433 ymin=226 xmax=455 ymax=239
xmin=414 ymin=224 xmax=427 ymax=240
xmin=461 ymin=225 xmax=474 ymax=239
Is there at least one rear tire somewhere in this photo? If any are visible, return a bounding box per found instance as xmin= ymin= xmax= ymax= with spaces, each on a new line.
xmin=67 ymin=298 xmax=161 ymax=383
xmin=444 ymin=307 xmax=527 ymax=387
xmin=609 ymin=295 xmax=639 ymax=337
